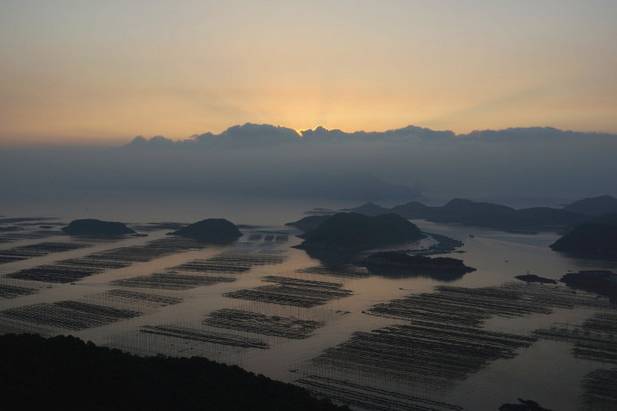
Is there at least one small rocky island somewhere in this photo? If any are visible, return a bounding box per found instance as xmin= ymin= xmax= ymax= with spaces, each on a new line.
xmin=561 ymin=270 xmax=617 ymax=302
xmin=62 ymin=219 xmax=136 ymax=237
xmin=172 ymin=218 xmax=242 ymax=243
xmin=550 ymin=214 xmax=617 ymax=259
xmin=297 ymin=212 xmax=425 ymax=252
xmin=363 ymin=251 xmax=475 ymax=277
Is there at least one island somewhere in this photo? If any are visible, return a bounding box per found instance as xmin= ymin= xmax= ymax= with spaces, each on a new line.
xmin=297 ymin=212 xmax=425 ymax=253
xmin=0 ymin=334 xmax=345 ymax=411
xmin=172 ymin=218 xmax=242 ymax=243
xmin=363 ymin=251 xmax=475 ymax=279
xmin=550 ymin=214 xmax=617 ymax=259
xmin=62 ymin=218 xmax=136 ymax=237
xmin=560 ymin=270 xmax=617 ymax=302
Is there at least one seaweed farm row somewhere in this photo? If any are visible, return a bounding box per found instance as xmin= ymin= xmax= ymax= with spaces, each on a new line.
xmin=301 ymin=282 xmax=616 ymax=396
xmin=247 ymin=232 xmax=289 ymax=243
xmin=310 ymin=321 xmax=536 ymax=389
xmin=127 ymin=222 xmax=186 ymax=232
xmin=204 ymin=308 xmax=323 ymax=339
xmin=225 ymin=276 xmax=353 ymax=308
xmin=140 ymin=325 xmax=268 ymax=349
xmin=113 ymin=272 xmax=235 ymax=290
xmin=174 ymin=250 xmax=285 ymax=274
xmin=87 ymin=288 xmax=182 ymax=312
xmin=368 ymin=283 xmax=612 ymax=327
xmin=296 ymin=265 xmax=370 ymax=278
xmin=0 ymin=241 xmax=91 ymax=265
xmin=113 ymin=247 xmax=288 ymax=291
xmin=0 ymin=289 xmax=182 ymax=333
xmin=582 ymin=368 xmax=617 ymax=410
xmin=534 ymin=312 xmax=617 ymax=365
xmin=296 ymin=375 xmax=463 ymax=411
xmin=0 ymin=282 xmax=37 ymax=299
xmin=0 ymin=228 xmax=64 ymax=243
xmin=0 ymin=217 xmax=64 ymax=243
xmin=6 ymin=237 xmax=205 ymax=283
xmin=0 ymin=301 xmax=140 ymax=331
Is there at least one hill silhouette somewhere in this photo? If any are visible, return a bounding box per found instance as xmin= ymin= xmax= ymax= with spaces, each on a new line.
xmin=0 ymin=334 xmax=345 ymax=411
xmin=173 ymin=218 xmax=242 ymax=243
xmin=560 ymin=270 xmax=617 ymax=303
xmin=564 ymin=195 xmax=617 ymax=216
xmin=63 ymin=219 xmax=135 ymax=237
xmin=550 ymin=214 xmax=617 ymax=259
xmin=298 ymin=212 xmax=425 ymax=252
xmin=349 ymin=198 xmax=587 ymax=232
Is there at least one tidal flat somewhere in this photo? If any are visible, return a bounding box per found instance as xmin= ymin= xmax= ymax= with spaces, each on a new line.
xmin=1 ymin=213 xmax=616 ymax=411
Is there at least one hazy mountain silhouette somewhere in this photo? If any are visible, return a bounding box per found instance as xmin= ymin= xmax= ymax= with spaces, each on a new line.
xmin=342 ymin=202 xmax=390 ymax=216
xmin=349 ymin=198 xmax=588 ymax=232
xmin=3 ymin=124 xmax=617 ymax=203
xmin=563 ymin=195 xmax=617 ymax=216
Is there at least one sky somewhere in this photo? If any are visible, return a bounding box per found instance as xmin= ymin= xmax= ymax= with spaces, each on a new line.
xmin=1 ymin=0 xmax=616 ymax=145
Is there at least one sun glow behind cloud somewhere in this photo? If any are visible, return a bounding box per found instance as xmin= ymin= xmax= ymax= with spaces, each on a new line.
xmin=1 ymin=0 xmax=616 ymax=145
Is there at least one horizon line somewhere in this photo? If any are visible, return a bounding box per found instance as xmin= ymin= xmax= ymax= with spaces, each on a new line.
xmin=3 ymin=122 xmax=617 ymax=149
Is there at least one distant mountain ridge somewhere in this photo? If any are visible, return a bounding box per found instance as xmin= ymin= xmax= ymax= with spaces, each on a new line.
xmin=6 ymin=123 xmax=617 ymax=204
xmin=346 ymin=196 xmax=617 ymax=233
xmin=563 ymin=195 xmax=617 ymax=216
xmin=126 ymin=123 xmax=617 ymax=148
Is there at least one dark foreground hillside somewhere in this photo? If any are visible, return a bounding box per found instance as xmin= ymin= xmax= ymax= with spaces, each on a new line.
xmin=0 ymin=334 xmax=346 ymax=411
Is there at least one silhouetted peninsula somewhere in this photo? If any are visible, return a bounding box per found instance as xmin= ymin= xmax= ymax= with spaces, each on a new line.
xmin=62 ymin=219 xmax=135 ymax=237
xmin=564 ymin=195 xmax=617 ymax=216
xmin=173 ymin=218 xmax=242 ymax=243
xmin=550 ymin=214 xmax=617 ymax=259
xmin=364 ymin=251 xmax=475 ymax=278
xmin=298 ymin=213 xmax=425 ymax=252
xmin=0 ymin=334 xmax=345 ymax=411
xmin=560 ymin=270 xmax=617 ymax=302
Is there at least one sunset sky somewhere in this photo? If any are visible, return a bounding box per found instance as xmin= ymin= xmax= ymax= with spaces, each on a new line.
xmin=1 ymin=0 xmax=616 ymax=145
